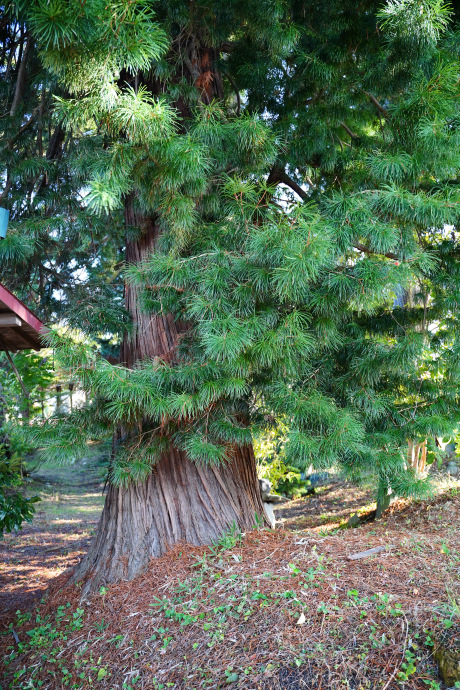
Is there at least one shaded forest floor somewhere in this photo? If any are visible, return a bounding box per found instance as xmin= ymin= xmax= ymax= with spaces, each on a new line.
xmin=0 ymin=447 xmax=106 ymax=616
xmin=1 ymin=457 xmax=459 ymax=689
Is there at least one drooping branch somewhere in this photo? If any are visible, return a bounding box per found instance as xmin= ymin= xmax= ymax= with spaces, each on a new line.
xmin=363 ymin=91 xmax=389 ymax=118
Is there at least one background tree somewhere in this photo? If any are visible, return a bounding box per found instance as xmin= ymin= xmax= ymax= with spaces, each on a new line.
xmin=5 ymin=0 xmax=460 ymax=590
xmin=0 ymin=6 xmax=131 ymax=533
xmin=0 ymin=5 xmax=128 ymax=333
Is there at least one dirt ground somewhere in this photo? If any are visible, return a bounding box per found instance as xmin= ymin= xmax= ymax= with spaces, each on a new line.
xmin=1 ymin=484 xmax=460 ymax=689
xmin=0 ymin=450 xmax=106 ymax=617
xmin=0 ymin=465 xmax=373 ymax=620
xmin=1 ymin=459 xmax=459 ymax=689
xmin=0 ymin=458 xmax=455 ymax=621
xmin=275 ymin=480 xmax=376 ymax=531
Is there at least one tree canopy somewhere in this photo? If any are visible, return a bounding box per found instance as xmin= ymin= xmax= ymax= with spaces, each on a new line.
xmin=2 ymin=0 xmax=460 ymax=545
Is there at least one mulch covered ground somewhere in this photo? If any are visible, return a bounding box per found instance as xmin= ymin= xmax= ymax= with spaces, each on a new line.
xmin=0 ymin=514 xmax=96 ymax=616
xmin=276 ymin=480 xmax=375 ymax=530
xmin=1 ymin=488 xmax=459 ymax=689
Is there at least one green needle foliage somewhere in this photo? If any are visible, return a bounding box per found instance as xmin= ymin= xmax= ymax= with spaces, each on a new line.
xmin=0 ymin=3 xmax=129 ymax=335
xmin=9 ymin=0 xmax=460 ymax=507
xmin=0 ymin=454 xmax=40 ymax=535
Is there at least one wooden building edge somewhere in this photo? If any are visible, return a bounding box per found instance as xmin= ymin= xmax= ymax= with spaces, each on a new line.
xmin=0 ymin=283 xmax=46 ymax=352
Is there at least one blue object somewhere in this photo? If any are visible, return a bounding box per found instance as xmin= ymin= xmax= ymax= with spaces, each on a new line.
xmin=0 ymin=207 xmax=9 ymax=239
xmin=306 ymin=472 xmax=330 ymax=486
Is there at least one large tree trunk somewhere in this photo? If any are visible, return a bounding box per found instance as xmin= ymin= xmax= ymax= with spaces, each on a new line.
xmin=72 ymin=444 xmax=263 ymax=592
xmin=73 ymin=208 xmax=266 ymax=594
xmin=120 ymin=212 xmax=180 ymax=367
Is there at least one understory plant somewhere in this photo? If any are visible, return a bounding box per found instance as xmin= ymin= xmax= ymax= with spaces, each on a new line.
xmin=0 ymin=442 xmax=39 ymax=535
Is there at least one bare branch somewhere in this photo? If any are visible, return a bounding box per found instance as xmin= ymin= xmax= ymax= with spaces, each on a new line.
xmin=10 ymin=34 xmax=32 ymax=117
xmin=363 ymin=91 xmax=389 ymax=118
xmin=13 ymin=109 xmax=39 ymax=140
xmin=353 ymin=242 xmax=398 ymax=260
xmin=279 ymin=171 xmax=309 ymax=200
xmin=340 ymin=121 xmax=359 ymax=139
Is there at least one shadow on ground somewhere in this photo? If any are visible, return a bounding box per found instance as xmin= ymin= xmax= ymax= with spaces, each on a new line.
xmin=275 ymin=480 xmax=375 ymax=531
xmin=0 ymin=447 xmax=107 ymax=616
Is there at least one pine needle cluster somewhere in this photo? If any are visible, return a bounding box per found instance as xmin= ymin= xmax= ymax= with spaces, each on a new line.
xmin=8 ymin=0 xmax=460 ymax=504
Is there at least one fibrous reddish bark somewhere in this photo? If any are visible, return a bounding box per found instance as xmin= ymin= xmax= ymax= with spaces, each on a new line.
xmin=72 ymin=444 xmax=264 ymax=592
xmin=73 ymin=208 xmax=266 ymax=594
xmin=120 ymin=211 xmax=180 ymax=367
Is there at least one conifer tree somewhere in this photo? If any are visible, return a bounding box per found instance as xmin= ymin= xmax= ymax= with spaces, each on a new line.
xmin=7 ymin=0 xmax=460 ymax=590
xmin=0 ymin=6 xmax=128 ymax=331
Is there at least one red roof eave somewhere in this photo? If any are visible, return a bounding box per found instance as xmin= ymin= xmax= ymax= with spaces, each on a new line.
xmin=0 ymin=283 xmax=44 ymax=334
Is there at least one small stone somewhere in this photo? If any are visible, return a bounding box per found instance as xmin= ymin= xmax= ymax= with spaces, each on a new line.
xmin=263 ymin=502 xmax=276 ymax=528
xmin=346 ymin=513 xmax=361 ymax=527
xmin=259 ymin=478 xmax=272 ymax=500
xmin=264 ymin=493 xmax=288 ymax=504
